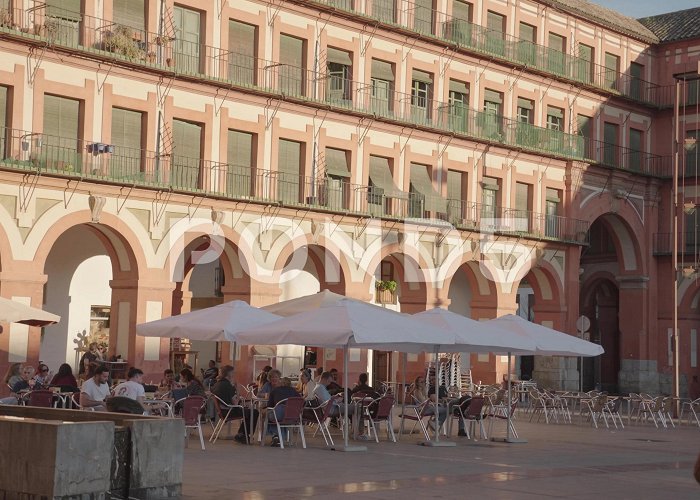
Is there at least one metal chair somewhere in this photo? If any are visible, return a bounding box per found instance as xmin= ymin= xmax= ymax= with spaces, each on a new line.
xmin=177 ymin=395 xmax=207 ymax=450
xmin=26 ymin=390 xmax=55 ymax=408
xmin=398 ymin=398 xmax=433 ymax=440
xmin=366 ymin=395 xmax=396 ymax=443
xmin=265 ymin=396 xmax=306 ymax=449
xmin=680 ymin=397 xmax=700 ymax=427
xmin=462 ymin=396 xmax=487 ymax=440
xmin=302 ymin=397 xmax=336 ymax=446
xmin=210 ymin=394 xmax=248 ymax=443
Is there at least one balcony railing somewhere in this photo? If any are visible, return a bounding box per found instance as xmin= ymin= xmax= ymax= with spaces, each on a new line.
xmin=653 ymin=233 xmax=699 ymax=255
xmin=0 ymin=125 xmax=590 ymax=244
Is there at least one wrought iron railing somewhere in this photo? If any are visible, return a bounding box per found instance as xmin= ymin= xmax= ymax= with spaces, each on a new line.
xmin=653 ymin=232 xmax=699 ymax=255
xmin=0 ymin=125 xmax=590 ymax=244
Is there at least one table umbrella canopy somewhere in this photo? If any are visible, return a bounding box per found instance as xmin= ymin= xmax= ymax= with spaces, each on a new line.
xmin=486 ymin=314 xmax=604 ymax=357
xmin=136 ymin=300 xmax=282 ymax=342
xmin=413 ymin=308 xmax=536 ymax=354
xmin=237 ymin=297 xmax=453 ymax=351
xmin=261 ymin=289 xmax=346 ymax=316
xmin=0 ymin=296 xmax=60 ymax=327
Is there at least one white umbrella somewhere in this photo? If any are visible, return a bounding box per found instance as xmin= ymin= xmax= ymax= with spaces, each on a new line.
xmin=237 ymin=298 xmax=454 ymax=451
xmin=0 ymin=296 xmax=60 ymax=327
xmin=136 ymin=300 xmax=282 ymax=342
xmin=486 ymin=314 xmax=604 ymax=443
xmin=261 ymin=289 xmax=346 ymax=316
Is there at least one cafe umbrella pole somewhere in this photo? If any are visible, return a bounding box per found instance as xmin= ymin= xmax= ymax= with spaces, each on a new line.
xmin=491 ymin=352 xmax=527 ymax=444
xmin=332 ymin=345 xmax=367 ymax=452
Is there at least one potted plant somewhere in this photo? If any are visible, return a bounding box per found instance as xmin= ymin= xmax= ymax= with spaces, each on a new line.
xmin=102 ymin=25 xmax=144 ymax=59
xmin=375 ymin=279 xmax=398 ymax=304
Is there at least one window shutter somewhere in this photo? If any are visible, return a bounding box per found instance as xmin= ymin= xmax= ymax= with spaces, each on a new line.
xmin=327 ymin=47 xmax=352 ymax=66
xmin=452 ymin=0 xmax=471 ymax=21
xmin=546 ymin=188 xmax=560 ymax=202
xmin=482 ymin=176 xmax=499 ymax=190
xmin=172 ymin=119 xmax=202 ymax=160
xmin=449 ymin=80 xmax=468 ymax=94
xmin=111 ymin=108 xmax=142 ymax=151
xmin=414 ymin=0 xmax=433 ymax=33
xmin=229 ymin=20 xmax=256 ymax=57
xmin=604 ymin=122 xmax=618 ymax=145
xmin=548 ymin=32 xmax=564 ymax=51
xmin=0 ymin=86 xmax=6 ymax=130
xmin=44 ymin=94 xmax=79 ymax=142
xmin=278 ymin=139 xmax=301 ymax=176
xmin=515 ymin=183 xmax=529 ymax=211
xmin=369 ymin=155 xmax=403 ymax=198
xmin=578 ymin=43 xmax=592 ymax=61
xmin=483 ymin=89 xmax=502 ymax=104
xmin=411 ymin=69 xmax=432 ymax=84
xmin=577 ymin=115 xmax=591 ymax=138
xmin=547 ymin=106 xmax=563 ymax=119
xmin=325 ymin=148 xmax=350 ymax=178
xmin=630 ymin=129 xmax=642 ymax=152
xmin=517 ymin=97 xmax=533 ymax=110
xmin=371 ymin=59 xmax=394 ymax=81
xmin=519 ymin=22 xmax=535 ymax=42
xmin=410 ymin=163 xmax=445 ymax=212
xmin=280 ymin=34 xmax=303 ymax=67
xmin=114 ymin=0 xmax=145 ymax=31
xmin=447 ymin=170 xmax=463 ymax=200
xmin=46 ymin=0 xmax=81 ymax=19
xmin=605 ymin=53 xmax=619 ymax=72
xmin=486 ymin=11 xmax=503 ymax=33
xmin=228 ymin=130 xmax=253 ymax=167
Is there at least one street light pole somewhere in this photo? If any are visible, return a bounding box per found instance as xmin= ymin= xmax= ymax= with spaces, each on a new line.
xmin=672 ymin=78 xmax=680 ymax=411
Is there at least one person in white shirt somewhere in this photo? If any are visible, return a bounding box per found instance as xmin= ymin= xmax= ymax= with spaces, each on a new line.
xmin=301 ymin=369 xmax=317 ymax=401
xmin=113 ymin=367 xmax=146 ymax=404
xmin=80 ymin=365 xmax=110 ymax=410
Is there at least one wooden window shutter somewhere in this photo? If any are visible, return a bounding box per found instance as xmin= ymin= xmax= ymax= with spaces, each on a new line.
xmin=114 ymin=0 xmax=145 ymax=31
xmin=227 ymin=130 xmax=253 ymax=168
xmin=280 ymin=34 xmax=303 ymax=67
xmin=43 ymin=94 xmax=79 ymax=142
xmin=0 ymin=86 xmax=6 ymax=130
xmin=229 ymin=20 xmax=256 ymax=57
xmin=519 ymin=22 xmax=534 ymax=42
xmin=604 ymin=122 xmax=618 ymax=146
xmin=172 ymin=119 xmax=202 ymax=160
xmin=278 ymin=139 xmax=301 ymax=176
xmin=111 ymin=108 xmax=142 ymax=151
xmin=486 ymin=11 xmax=503 ymax=33
xmin=515 ymin=182 xmax=530 ymax=211
xmin=452 ymin=0 xmax=471 ymax=21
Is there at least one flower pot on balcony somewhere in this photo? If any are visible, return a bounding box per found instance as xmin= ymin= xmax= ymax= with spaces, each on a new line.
xmin=375 ymin=288 xmax=397 ymax=305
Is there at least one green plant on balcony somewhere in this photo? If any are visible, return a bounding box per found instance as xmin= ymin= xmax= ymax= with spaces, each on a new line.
xmin=102 ymin=25 xmax=144 ymax=59
xmin=0 ymin=9 xmax=16 ymax=29
xmin=375 ymin=280 xmax=397 ymax=292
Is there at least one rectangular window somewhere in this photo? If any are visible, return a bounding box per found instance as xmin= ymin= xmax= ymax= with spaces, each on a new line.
xmin=448 ymin=0 xmax=472 ymax=45
xmin=43 ymin=94 xmax=81 ymax=172
xmin=577 ymin=114 xmax=592 ymax=159
xmin=576 ymin=43 xmax=594 ymax=83
xmin=45 ymin=0 xmax=81 ymax=47
xmin=604 ymin=52 xmax=619 ymax=90
xmin=685 ymin=130 xmax=699 ymax=176
xmin=326 ymin=47 xmax=352 ymax=106
xmin=324 ymin=147 xmax=350 ymax=210
xmin=481 ymin=177 xmax=499 ymax=223
xmin=687 ymin=80 xmax=699 ymax=106
xmin=370 ymin=59 xmax=394 ymax=116
xmin=114 ymin=0 xmax=145 ymax=32
xmin=546 ymin=106 xmax=564 ymax=131
xmin=547 ymin=33 xmax=566 ymax=75
xmin=411 ymin=69 xmax=433 ymax=124
xmin=629 ymin=128 xmax=643 ymax=172
xmin=515 ymin=97 xmax=534 ymax=147
xmin=545 ymin=188 xmax=560 ymax=237
xmin=514 ymin=182 xmax=530 ymax=232
xmin=174 ymin=5 xmax=202 ymax=74
xmin=110 ymin=108 xmax=142 ymax=178
xmin=373 ymin=0 xmax=395 ymax=23
xmin=481 ymin=89 xmax=503 ymax=140
xmin=518 ymin=22 xmax=536 ymax=65
xmin=226 ymin=129 xmax=254 ymax=198
xmin=629 ymin=62 xmax=643 ymax=100
xmin=229 ymin=20 xmax=256 ymax=85
xmin=446 ymin=169 xmax=468 ymax=224
xmin=414 ymin=0 xmax=434 ymax=35
xmin=171 ymin=119 xmax=202 ymax=189
xmin=447 ymin=80 xmax=468 ymax=133
xmin=279 ymin=34 xmax=305 ymax=97
xmin=277 ymin=139 xmax=302 ymax=204
xmin=485 ymin=11 xmax=505 ymax=56
xmin=409 ymin=163 xmax=445 ymax=215
xmin=603 ymin=122 xmax=619 ymax=166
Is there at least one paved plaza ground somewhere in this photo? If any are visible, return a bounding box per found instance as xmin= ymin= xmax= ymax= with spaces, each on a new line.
xmin=180 ymin=414 xmax=700 ymax=499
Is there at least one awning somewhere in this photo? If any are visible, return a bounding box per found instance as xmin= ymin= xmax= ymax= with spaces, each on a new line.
xmin=484 ymin=89 xmax=503 ymax=104
xmin=410 ymin=163 xmax=447 ymax=212
xmin=327 ymin=47 xmax=352 ymax=66
xmin=449 ymin=80 xmax=469 ymax=94
xmin=325 ymin=148 xmax=351 ymax=178
xmin=517 ymin=97 xmax=533 ymax=110
xmin=412 ymin=69 xmax=433 ymax=84
xmin=371 ymin=59 xmax=394 ymax=81
xmin=369 ymin=156 xmax=406 ymax=199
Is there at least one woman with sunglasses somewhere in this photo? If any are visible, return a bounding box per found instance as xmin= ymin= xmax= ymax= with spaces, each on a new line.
xmin=33 ymin=363 xmax=52 ymax=389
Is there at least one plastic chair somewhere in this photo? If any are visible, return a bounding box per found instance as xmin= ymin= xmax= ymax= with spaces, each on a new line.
xmin=265 ymin=397 xmax=306 ymax=449
xmin=366 ymin=395 xmax=396 ymax=442
xmin=210 ymin=394 xmax=248 ymax=443
xmin=71 ymin=392 xmax=95 ymax=411
xmin=462 ymin=396 xmax=487 ymax=440
xmin=604 ymin=396 xmax=625 ymax=430
xmin=302 ymin=397 xmax=336 ymax=446
xmin=680 ymin=397 xmax=700 ymax=427
xmin=177 ymin=395 xmax=207 ymax=450
xmin=398 ymin=398 xmax=433 ymax=440
xmin=487 ymin=398 xmax=519 ymax=438
xmin=26 ymin=390 xmax=55 ymax=408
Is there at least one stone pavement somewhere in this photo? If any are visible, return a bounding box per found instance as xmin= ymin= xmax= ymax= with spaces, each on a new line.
xmin=181 ymin=416 xmax=700 ymax=499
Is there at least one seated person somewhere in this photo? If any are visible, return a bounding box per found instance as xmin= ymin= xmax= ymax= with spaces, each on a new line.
xmin=202 ymin=360 xmax=219 ymax=389
xmin=2 ymin=364 xmax=24 ymax=403
xmin=50 ymin=363 xmax=79 ymax=392
xmin=257 ymin=368 xmax=281 ymax=399
xmin=267 ymin=377 xmax=301 ymax=447
xmin=113 ymin=367 xmax=146 ymax=404
xmin=413 ymin=376 xmax=447 ymax=431
xmin=33 ymin=364 xmax=52 ymax=389
xmin=349 ymin=373 xmax=379 ymax=399
xmin=452 ymin=394 xmax=473 ymax=437
xmin=5 ymin=364 xmax=33 ymax=393
xmin=80 ymin=365 xmax=111 ymax=411
xmin=315 ymin=371 xmax=352 ymax=420
xmin=212 ymin=365 xmax=258 ymax=444
xmin=180 ymin=368 xmax=206 ymax=397
xmin=326 ymin=368 xmax=344 ymax=396
xmin=159 ymin=369 xmax=182 ymax=393
xmin=300 ymin=369 xmax=317 ymax=401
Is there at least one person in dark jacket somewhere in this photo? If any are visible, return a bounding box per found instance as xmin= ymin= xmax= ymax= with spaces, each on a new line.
xmin=212 ymin=365 xmax=258 ymax=444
